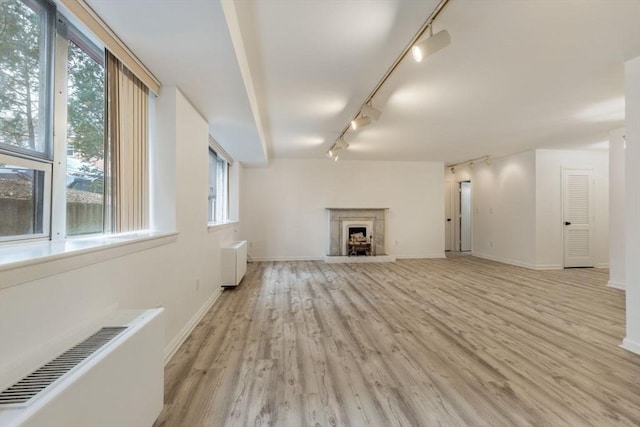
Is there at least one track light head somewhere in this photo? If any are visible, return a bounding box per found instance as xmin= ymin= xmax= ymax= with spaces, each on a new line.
xmin=335 ymin=137 xmax=349 ymax=150
xmin=361 ymin=104 xmax=382 ymax=121
xmin=412 ymin=29 xmax=450 ymax=63
xmin=334 ymin=154 xmax=339 ymax=162
xmin=450 ymin=166 xmax=455 ymax=174
xmin=351 ymin=116 xmax=372 ymax=130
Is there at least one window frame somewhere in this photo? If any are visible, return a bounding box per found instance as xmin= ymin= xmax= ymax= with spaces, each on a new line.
xmin=0 ymin=0 xmax=106 ymax=243
xmin=208 ymin=147 xmax=229 ymax=224
xmin=52 ymin=15 xmax=106 ymax=239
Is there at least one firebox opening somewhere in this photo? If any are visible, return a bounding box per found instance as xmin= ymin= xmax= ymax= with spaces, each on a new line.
xmin=348 ymin=227 xmax=368 ymax=241
xmin=347 ymin=226 xmax=372 ymax=256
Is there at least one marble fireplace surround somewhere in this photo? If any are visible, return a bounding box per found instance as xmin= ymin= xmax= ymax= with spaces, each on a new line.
xmin=327 ymin=208 xmax=388 ymax=256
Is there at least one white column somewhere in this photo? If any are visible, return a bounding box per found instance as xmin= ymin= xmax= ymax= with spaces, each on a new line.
xmin=622 ymin=57 xmax=640 ymax=354
xmin=608 ymin=128 xmax=625 ymax=290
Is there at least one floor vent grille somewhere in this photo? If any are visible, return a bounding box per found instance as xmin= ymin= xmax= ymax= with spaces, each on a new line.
xmin=0 ymin=326 xmax=127 ymax=407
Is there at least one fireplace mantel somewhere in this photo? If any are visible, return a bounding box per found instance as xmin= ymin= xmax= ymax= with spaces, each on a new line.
xmin=326 ymin=208 xmax=388 ymax=256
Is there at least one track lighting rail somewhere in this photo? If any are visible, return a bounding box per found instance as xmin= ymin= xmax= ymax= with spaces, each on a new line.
xmin=335 ymin=0 xmax=452 ymax=142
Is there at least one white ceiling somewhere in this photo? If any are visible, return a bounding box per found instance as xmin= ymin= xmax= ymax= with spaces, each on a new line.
xmin=86 ymin=0 xmax=640 ymax=166
xmin=86 ymin=0 xmax=267 ymax=166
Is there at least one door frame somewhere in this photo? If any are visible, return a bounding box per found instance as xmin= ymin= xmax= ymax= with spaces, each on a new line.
xmin=458 ymin=181 xmax=472 ymax=252
xmin=445 ymin=181 xmax=455 ymax=251
xmin=562 ymin=168 xmax=595 ymax=268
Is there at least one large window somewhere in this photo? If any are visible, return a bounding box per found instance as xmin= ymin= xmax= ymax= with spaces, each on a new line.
xmin=208 ymin=148 xmax=228 ymax=223
xmin=0 ymin=0 xmax=105 ymax=241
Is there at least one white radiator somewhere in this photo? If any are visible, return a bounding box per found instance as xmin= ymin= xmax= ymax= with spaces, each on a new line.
xmin=0 ymin=308 xmax=164 ymax=427
xmin=221 ymin=240 xmax=248 ymax=287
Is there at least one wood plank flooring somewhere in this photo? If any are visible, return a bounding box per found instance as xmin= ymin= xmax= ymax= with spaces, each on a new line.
xmin=154 ymin=256 xmax=640 ymax=426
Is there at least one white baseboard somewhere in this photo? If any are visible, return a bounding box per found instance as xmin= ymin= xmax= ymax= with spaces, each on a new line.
xmin=164 ymin=288 xmax=221 ymax=365
xmin=471 ymin=252 xmax=562 ymax=270
xmin=250 ymin=254 xmax=446 ymax=262
xmin=534 ymin=264 xmax=564 ymax=270
xmin=595 ymin=263 xmax=610 ymax=269
xmin=607 ymin=280 xmax=625 ymax=290
xmin=621 ymin=338 xmax=640 ymax=355
xmin=249 ymin=255 xmax=323 ymax=262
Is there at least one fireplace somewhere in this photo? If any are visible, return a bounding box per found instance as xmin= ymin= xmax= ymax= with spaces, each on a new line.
xmin=326 ymin=208 xmax=388 ymax=256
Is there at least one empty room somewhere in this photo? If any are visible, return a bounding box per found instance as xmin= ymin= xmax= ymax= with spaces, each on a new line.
xmin=1 ymin=0 xmax=639 ymax=426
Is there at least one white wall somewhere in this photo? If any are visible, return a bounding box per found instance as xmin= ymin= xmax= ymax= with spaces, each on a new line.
xmin=240 ymin=159 xmax=445 ymax=260
xmin=0 ymin=87 xmax=238 ymax=389
xmin=535 ymin=149 xmax=609 ymax=269
xmin=228 ymin=160 xmax=242 ymax=221
xmin=609 ymin=128 xmax=626 ymax=289
xmin=447 ymin=149 xmax=609 ymax=270
xmin=623 ymin=56 xmax=640 ymax=355
xmin=462 ymin=151 xmax=537 ymax=268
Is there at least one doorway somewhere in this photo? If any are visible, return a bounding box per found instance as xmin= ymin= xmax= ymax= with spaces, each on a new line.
xmin=459 ymin=181 xmax=472 ymax=252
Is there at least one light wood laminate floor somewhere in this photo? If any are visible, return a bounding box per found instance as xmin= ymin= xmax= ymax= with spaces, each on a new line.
xmin=154 ymin=256 xmax=640 ymax=426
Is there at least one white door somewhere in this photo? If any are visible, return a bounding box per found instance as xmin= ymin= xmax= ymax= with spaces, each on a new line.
xmin=445 ymin=182 xmax=454 ymax=251
xmin=460 ymin=181 xmax=472 ymax=252
xmin=563 ymin=169 xmax=595 ymax=268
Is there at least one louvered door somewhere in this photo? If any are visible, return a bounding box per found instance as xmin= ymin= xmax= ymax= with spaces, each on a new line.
xmin=562 ymin=169 xmax=595 ymax=267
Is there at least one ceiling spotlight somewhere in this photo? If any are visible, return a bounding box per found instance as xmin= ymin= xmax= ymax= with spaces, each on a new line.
xmin=412 ymin=27 xmax=450 ymax=63
xmin=351 ymin=116 xmax=372 ymax=130
xmin=361 ymin=104 xmax=382 ymax=121
xmin=334 ymin=155 xmax=340 ymax=162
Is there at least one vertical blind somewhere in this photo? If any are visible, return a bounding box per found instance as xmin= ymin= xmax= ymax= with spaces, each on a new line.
xmin=105 ymin=51 xmax=149 ymax=232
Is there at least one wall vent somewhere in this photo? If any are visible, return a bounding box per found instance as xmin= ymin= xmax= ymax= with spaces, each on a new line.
xmin=0 ymin=327 xmax=127 ymax=407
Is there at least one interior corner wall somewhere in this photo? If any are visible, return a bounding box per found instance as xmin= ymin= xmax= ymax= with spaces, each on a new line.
xmin=609 ymin=128 xmax=626 ymax=289
xmin=623 ymin=56 xmax=640 ymax=354
xmin=463 ymin=151 xmax=537 ymax=268
xmin=535 ymin=149 xmax=609 ymax=269
xmin=240 ymin=159 xmax=445 ymax=260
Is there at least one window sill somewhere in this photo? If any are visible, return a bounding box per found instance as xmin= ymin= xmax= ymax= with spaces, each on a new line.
xmin=0 ymin=231 xmax=178 ymax=290
xmin=207 ymin=220 xmax=238 ymax=233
